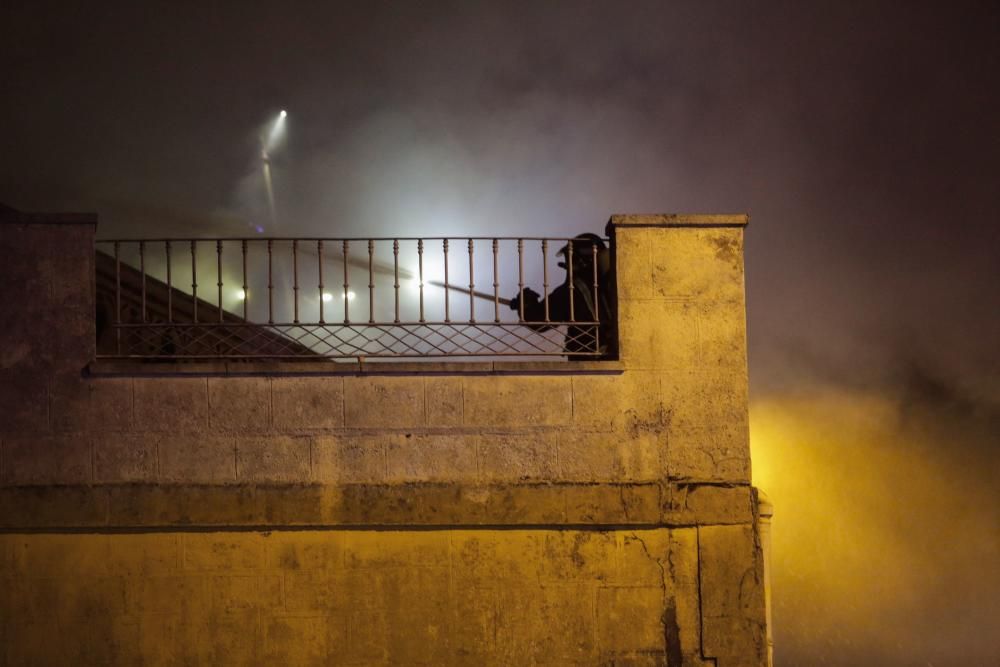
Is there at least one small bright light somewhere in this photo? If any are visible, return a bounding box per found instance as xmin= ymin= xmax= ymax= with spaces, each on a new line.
xmin=322 ymin=292 xmax=333 ymax=302
xmin=346 ymin=291 xmax=356 ymax=301
xmin=265 ymin=110 xmax=288 ymax=151
xmin=236 ymin=289 xmax=246 ymax=300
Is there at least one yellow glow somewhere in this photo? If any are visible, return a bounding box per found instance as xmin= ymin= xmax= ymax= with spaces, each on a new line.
xmin=750 ymin=389 xmax=999 ymax=664
xmin=236 ymin=289 xmax=246 ymax=300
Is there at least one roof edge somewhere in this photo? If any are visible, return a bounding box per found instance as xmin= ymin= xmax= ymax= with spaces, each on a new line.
xmin=607 ymin=213 xmax=749 ymax=229
xmin=1 ymin=203 xmax=97 ymax=225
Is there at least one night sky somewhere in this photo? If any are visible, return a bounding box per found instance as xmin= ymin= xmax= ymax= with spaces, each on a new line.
xmin=2 ymin=2 xmax=998 ymax=663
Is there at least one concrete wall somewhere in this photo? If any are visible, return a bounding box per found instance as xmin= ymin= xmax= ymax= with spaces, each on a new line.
xmin=0 ymin=210 xmax=766 ymax=666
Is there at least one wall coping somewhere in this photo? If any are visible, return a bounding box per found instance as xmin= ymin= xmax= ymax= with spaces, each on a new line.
xmin=0 ymin=204 xmax=98 ymax=226
xmin=87 ymin=359 xmax=625 ymax=377
xmin=0 ymin=481 xmax=755 ymax=530
xmin=608 ymin=213 xmax=749 ymax=228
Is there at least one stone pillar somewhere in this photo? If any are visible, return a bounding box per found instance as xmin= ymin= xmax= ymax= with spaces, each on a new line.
xmin=0 ymin=207 xmax=97 ymax=432
xmin=608 ymin=213 xmax=750 ymax=482
xmin=609 ymin=214 xmax=767 ymax=666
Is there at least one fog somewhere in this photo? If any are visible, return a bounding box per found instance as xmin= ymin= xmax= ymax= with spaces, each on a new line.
xmin=2 ymin=1 xmax=998 ymax=663
xmin=752 ymin=377 xmax=999 ymax=665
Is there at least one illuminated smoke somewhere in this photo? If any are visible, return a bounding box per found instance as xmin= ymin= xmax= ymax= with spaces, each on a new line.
xmin=2 ymin=4 xmax=997 ymax=662
xmin=751 ymin=378 xmax=1000 ymax=665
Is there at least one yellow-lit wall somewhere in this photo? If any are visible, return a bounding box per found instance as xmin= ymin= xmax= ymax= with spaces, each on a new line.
xmin=0 ymin=213 xmax=766 ymax=665
xmin=0 ymin=529 xmax=715 ymax=665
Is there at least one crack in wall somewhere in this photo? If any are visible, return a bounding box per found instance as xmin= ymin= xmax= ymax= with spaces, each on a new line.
xmin=695 ymin=527 xmax=719 ymax=666
xmin=628 ymin=530 xmax=680 ymax=665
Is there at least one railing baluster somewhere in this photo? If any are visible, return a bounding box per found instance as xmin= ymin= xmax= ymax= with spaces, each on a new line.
xmin=165 ymin=241 xmax=172 ymax=322
xmin=367 ymin=240 xmax=375 ymax=324
xmin=292 ymin=240 xmax=299 ymax=324
xmin=139 ymin=241 xmax=146 ymax=323
xmin=592 ymin=241 xmax=600 ymax=354
xmin=567 ymin=238 xmax=575 ymax=322
xmin=191 ymin=240 xmax=198 ymax=324
xmin=468 ymin=239 xmax=475 ymax=324
xmin=541 ymin=239 xmax=549 ymax=322
xmin=216 ymin=240 xmax=224 ymax=322
xmin=592 ymin=242 xmax=599 ymax=323
xmin=317 ymin=240 xmax=324 ymax=325
xmin=342 ymin=240 xmax=350 ymax=324
xmin=393 ymin=239 xmax=400 ymax=324
xmin=443 ymin=239 xmax=450 ymax=323
xmin=492 ymin=239 xmax=499 ymax=323
xmin=267 ymin=239 xmax=273 ymax=325
xmin=114 ymin=241 xmax=121 ymax=354
xmin=517 ymin=239 xmax=524 ymax=321
xmin=417 ymin=239 xmax=425 ymax=323
xmin=241 ymin=240 xmax=248 ymax=320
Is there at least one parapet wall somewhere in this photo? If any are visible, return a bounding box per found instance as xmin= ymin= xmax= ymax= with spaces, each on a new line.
xmin=0 ymin=210 xmax=766 ymax=666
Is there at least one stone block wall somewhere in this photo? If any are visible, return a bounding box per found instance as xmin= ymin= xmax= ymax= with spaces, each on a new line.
xmin=0 ymin=210 xmax=766 ymax=666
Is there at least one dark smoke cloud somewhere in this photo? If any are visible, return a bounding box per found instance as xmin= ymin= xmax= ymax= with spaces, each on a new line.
xmin=2 ymin=1 xmax=998 ymax=663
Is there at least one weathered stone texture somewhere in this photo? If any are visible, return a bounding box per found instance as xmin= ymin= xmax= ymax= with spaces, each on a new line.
xmin=134 ymin=378 xmax=208 ymax=432
xmin=50 ymin=377 xmax=132 ymax=432
xmin=477 ymin=434 xmax=557 ymax=481
xmin=598 ymin=586 xmax=665 ymax=652
xmin=699 ymin=524 xmax=768 ymax=666
xmin=0 ymin=370 xmax=48 ymax=432
xmin=0 ymin=486 xmax=109 ymax=527
xmin=209 ymin=377 xmax=270 ymax=431
xmin=0 ymin=525 xmax=768 ymax=664
xmin=158 ymin=435 xmax=235 ymax=483
xmin=425 ymin=376 xmax=463 ymax=426
xmin=572 ymin=371 xmax=663 ymax=432
xmin=94 ymin=433 xmax=156 ymax=482
xmin=697 ymin=299 xmax=749 ymax=371
xmin=272 ymin=376 xmax=344 ymax=430
xmin=2 ymin=435 xmax=91 ymax=485
xmin=312 ymin=435 xmax=386 ymax=482
xmin=237 ymin=435 xmax=311 ymax=482
xmin=619 ymin=299 xmax=701 ymax=370
xmin=0 ymin=221 xmax=96 ymax=376
xmin=0 ymin=214 xmax=766 ymax=665
xmin=344 ymin=376 xmax=423 ymax=427
xmin=386 ymin=433 xmax=477 ymax=481
xmin=106 ymin=484 xmax=257 ymax=526
xmin=565 ymin=482 xmax=660 ymax=524
xmin=463 ymin=376 xmax=572 ymax=427
xmin=664 ymin=483 xmax=755 ymax=525
xmin=558 ymin=430 xmax=661 ymax=481
xmin=650 ymin=228 xmax=745 ymax=301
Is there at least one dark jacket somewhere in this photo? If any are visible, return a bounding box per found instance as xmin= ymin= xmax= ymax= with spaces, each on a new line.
xmin=516 ymin=274 xmax=616 ymax=360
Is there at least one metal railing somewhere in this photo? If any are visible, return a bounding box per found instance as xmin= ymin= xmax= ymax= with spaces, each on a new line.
xmin=95 ymin=236 xmax=613 ymax=360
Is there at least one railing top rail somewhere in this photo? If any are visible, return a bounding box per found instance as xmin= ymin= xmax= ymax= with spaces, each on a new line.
xmin=96 ymin=235 xmax=609 ymax=243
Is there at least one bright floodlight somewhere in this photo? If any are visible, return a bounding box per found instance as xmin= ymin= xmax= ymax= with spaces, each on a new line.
xmin=322 ymin=292 xmax=333 ymax=302
xmin=264 ymin=110 xmax=287 ymax=152
xmin=236 ymin=289 xmax=247 ymax=300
